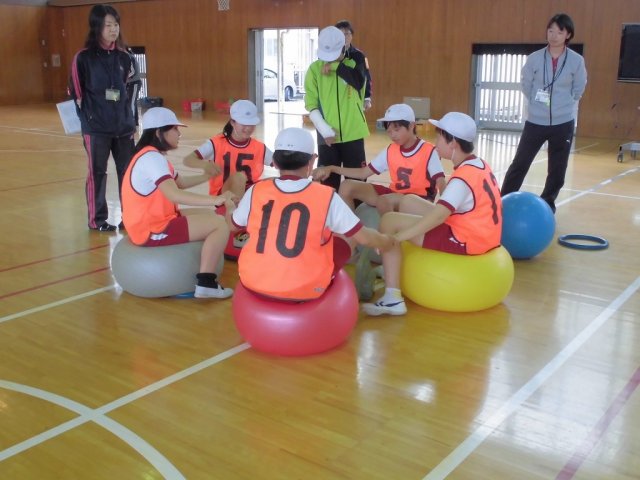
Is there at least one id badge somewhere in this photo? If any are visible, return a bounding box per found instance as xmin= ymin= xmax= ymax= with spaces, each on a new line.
xmin=105 ymin=88 xmax=120 ymax=101
xmin=534 ymin=89 xmax=550 ymax=106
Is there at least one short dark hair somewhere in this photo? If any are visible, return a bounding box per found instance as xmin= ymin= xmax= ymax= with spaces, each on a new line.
xmin=135 ymin=126 xmax=174 ymax=154
xmin=273 ymin=150 xmax=313 ymax=170
xmin=435 ymin=128 xmax=474 ymax=153
xmin=85 ymin=4 xmax=126 ymax=50
xmin=335 ymin=20 xmax=354 ymax=34
xmin=383 ymin=120 xmax=417 ymax=135
xmin=547 ymin=13 xmax=574 ymax=43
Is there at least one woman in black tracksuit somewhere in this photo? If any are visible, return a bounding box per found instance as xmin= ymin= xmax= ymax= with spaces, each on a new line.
xmin=69 ymin=4 xmax=136 ymax=231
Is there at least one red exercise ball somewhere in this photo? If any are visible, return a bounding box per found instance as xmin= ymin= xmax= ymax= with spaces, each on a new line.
xmin=232 ymin=269 xmax=358 ymax=356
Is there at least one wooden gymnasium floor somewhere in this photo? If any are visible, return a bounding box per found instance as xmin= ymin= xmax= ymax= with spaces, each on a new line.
xmin=0 ymin=103 xmax=639 ymax=480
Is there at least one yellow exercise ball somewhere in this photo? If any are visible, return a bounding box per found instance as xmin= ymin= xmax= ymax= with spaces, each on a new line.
xmin=400 ymin=242 xmax=514 ymax=312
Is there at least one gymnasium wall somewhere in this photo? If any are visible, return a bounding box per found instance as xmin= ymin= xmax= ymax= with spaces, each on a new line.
xmin=2 ymin=0 xmax=639 ymax=140
xmin=0 ymin=5 xmax=47 ymax=105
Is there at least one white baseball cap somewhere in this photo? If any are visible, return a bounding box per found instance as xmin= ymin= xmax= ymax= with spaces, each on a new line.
xmin=429 ymin=112 xmax=477 ymax=142
xmin=142 ymin=107 xmax=186 ymax=130
xmin=377 ymin=103 xmax=416 ymax=123
xmin=230 ymin=99 xmax=260 ymax=126
xmin=317 ymin=26 xmax=346 ymax=62
xmin=274 ymin=127 xmax=315 ymax=155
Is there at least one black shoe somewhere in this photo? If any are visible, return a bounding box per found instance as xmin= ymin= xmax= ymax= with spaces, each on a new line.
xmin=90 ymin=222 xmax=117 ymax=232
xmin=118 ymin=222 xmax=125 ymax=230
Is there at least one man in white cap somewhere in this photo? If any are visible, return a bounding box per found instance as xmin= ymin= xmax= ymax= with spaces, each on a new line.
xmin=304 ymin=25 xmax=369 ymax=192
xmin=361 ymin=112 xmax=503 ymax=316
xmin=223 ymin=127 xmax=392 ymax=302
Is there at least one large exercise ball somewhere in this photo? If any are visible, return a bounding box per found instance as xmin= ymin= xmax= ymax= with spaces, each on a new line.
xmin=401 ymin=242 xmax=514 ymax=312
xmin=355 ymin=203 xmax=382 ymax=263
xmin=232 ymin=269 xmax=358 ymax=356
xmin=501 ymin=192 xmax=556 ymax=259
xmin=111 ymin=237 xmax=223 ymax=298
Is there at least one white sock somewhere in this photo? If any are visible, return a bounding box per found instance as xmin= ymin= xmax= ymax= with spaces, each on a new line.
xmin=379 ymin=288 xmax=403 ymax=304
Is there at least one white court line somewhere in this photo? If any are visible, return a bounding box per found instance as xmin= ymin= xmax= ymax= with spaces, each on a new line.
xmin=95 ymin=343 xmax=251 ymax=415
xmin=0 ymin=131 xmax=637 ymax=475
xmin=0 ymin=381 xmax=187 ymax=479
xmin=0 ymin=125 xmax=74 ymax=139
xmin=0 ymin=149 xmax=83 ymax=153
xmin=571 ymin=142 xmax=600 ymax=153
xmin=0 ymin=286 xmax=115 ymax=325
xmin=556 ymin=166 xmax=640 ymax=209
xmin=0 ymin=343 xmax=250 ymax=477
xmin=423 ymin=276 xmax=640 ymax=480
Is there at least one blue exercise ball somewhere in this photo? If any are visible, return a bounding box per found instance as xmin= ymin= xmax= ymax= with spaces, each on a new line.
xmin=501 ymin=192 xmax=556 ymax=259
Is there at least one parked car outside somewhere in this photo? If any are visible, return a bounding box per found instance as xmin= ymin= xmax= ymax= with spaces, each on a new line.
xmin=263 ymin=68 xmax=297 ymax=101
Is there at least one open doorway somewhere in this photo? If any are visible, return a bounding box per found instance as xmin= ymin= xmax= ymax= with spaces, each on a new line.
xmin=249 ymin=27 xmax=318 ymax=147
xmin=259 ymin=28 xmax=316 ymax=106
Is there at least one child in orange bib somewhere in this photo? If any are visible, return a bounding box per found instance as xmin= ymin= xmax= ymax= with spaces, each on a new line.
xmin=361 ymin=112 xmax=503 ymax=316
xmin=121 ymin=107 xmax=234 ymax=299
xmin=313 ymin=104 xmax=446 ymax=214
xmin=225 ymin=127 xmax=393 ymax=302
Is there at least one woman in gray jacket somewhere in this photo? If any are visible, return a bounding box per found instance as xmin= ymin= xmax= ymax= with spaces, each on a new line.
xmin=501 ymin=13 xmax=587 ymax=213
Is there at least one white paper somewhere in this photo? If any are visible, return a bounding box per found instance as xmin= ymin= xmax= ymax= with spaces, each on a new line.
xmin=56 ymin=99 xmax=81 ymax=135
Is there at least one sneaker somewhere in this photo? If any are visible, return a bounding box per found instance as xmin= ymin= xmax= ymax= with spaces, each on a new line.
xmin=373 ymin=265 xmax=384 ymax=279
xmin=90 ymin=222 xmax=117 ymax=232
xmin=362 ymin=299 xmax=407 ymax=316
xmin=233 ymin=232 xmax=249 ymax=249
xmin=194 ymin=284 xmax=233 ymax=299
xmin=355 ymin=248 xmax=375 ymax=301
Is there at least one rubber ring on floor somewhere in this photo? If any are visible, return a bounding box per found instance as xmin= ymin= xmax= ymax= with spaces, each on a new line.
xmin=557 ymin=234 xmax=609 ymax=251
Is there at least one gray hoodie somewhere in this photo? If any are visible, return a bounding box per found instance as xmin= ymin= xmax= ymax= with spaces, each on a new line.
xmin=521 ymin=46 xmax=587 ymax=126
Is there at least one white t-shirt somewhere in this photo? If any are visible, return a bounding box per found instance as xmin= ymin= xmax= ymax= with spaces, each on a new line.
xmin=130 ymin=150 xmax=176 ymax=195
xmin=437 ymin=157 xmax=485 ymax=213
xmin=232 ymin=177 xmax=361 ymax=235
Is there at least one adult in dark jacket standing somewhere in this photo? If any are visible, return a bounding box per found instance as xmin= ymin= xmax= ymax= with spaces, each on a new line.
xmin=69 ymin=4 xmax=136 ymax=231
xmin=335 ymin=20 xmax=373 ymax=111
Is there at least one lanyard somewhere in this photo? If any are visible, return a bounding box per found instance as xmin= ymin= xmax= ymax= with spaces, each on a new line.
xmin=543 ymin=48 xmax=568 ymax=91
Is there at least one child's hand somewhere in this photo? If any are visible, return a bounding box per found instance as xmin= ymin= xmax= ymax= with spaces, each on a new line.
xmin=224 ymin=197 xmax=236 ymax=210
xmin=212 ymin=196 xmax=226 ymax=207
xmin=379 ymin=234 xmax=397 ymax=252
xmin=312 ymin=166 xmax=331 ymax=181
xmin=212 ymin=191 xmax=235 ymax=207
xmin=203 ymin=162 xmax=221 ymax=177
xmin=221 ymin=190 xmax=239 ymax=203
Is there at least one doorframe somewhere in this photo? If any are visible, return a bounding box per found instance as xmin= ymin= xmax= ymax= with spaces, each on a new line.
xmin=248 ymin=29 xmax=265 ymax=111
